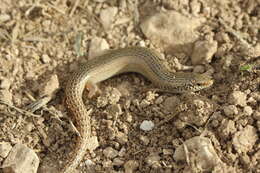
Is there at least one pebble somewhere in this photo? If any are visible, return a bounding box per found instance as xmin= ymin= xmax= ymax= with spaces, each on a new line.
xmin=163 ymin=96 xmax=180 ymax=112
xmin=124 ymin=160 xmax=139 ymax=173
xmin=223 ymin=105 xmax=238 ymax=118
xmin=232 ymin=125 xmax=258 ymax=153
xmin=0 ymin=78 xmax=11 ymax=90
xmin=113 ymin=158 xmax=124 ymax=166
xmin=86 ymin=136 xmax=99 ymax=152
xmin=191 ymin=39 xmax=217 ymax=65
xmin=243 ymin=106 xmax=253 ymax=116
xmin=107 ymin=104 xmax=122 ymax=117
xmin=100 ymin=7 xmax=118 ymax=30
xmin=140 ymin=11 xmax=204 ymax=54
xmin=228 ymin=91 xmax=247 ymax=107
xmin=103 ymin=147 xmax=118 ymax=158
xmin=2 ymin=144 xmax=39 ymax=173
xmin=139 ymin=135 xmax=150 ymax=145
xmin=40 ymin=74 xmax=59 ymax=96
xmin=0 ymin=14 xmax=11 ymax=23
xmin=88 ymin=37 xmax=109 ymax=58
xmin=173 ymin=136 xmax=222 ymax=171
xmin=140 ymin=120 xmax=155 ymax=131
xmin=116 ymin=131 xmax=128 ymax=144
xmin=218 ymin=119 xmax=236 ymax=138
xmin=0 ymin=142 xmax=12 ymax=158
xmin=145 ymin=153 xmax=161 ymax=167
xmin=41 ymin=54 xmax=51 ymax=64
xmin=0 ymin=89 xmax=13 ymax=105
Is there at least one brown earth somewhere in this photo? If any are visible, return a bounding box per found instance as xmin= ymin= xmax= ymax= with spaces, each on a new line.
xmin=0 ymin=0 xmax=259 ymax=173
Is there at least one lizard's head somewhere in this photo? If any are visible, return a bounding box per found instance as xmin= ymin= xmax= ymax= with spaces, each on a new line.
xmin=165 ymin=73 xmax=214 ymax=93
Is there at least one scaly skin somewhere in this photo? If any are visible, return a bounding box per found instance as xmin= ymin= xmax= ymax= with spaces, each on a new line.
xmin=63 ymin=47 xmax=213 ymax=172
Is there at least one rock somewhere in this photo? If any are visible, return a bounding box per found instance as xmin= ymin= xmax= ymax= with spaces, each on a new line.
xmin=140 ymin=11 xmax=204 ymax=54
xmin=140 ymin=120 xmax=155 ymax=131
xmin=103 ymin=147 xmax=118 ymax=158
xmin=40 ymin=74 xmax=59 ymax=97
xmin=243 ymin=106 xmax=253 ymax=116
xmin=145 ymin=153 xmax=161 ymax=168
xmin=124 ymin=160 xmax=138 ymax=173
xmin=232 ymin=125 xmax=258 ymax=153
xmin=139 ymin=135 xmax=150 ymax=145
xmin=107 ymin=104 xmax=122 ymax=117
xmin=162 ymin=148 xmax=173 ymax=155
xmin=88 ymin=37 xmax=109 ymax=58
xmin=173 ymin=136 xmax=222 ymax=172
xmin=191 ymin=39 xmax=217 ymax=65
xmin=163 ymin=96 xmax=180 ymax=112
xmin=218 ymin=119 xmax=236 ymax=138
xmin=0 ymin=142 xmax=12 ymax=158
xmin=86 ymin=136 xmax=99 ymax=152
xmin=0 ymin=89 xmax=12 ymax=105
xmin=97 ymin=87 xmax=121 ymax=108
xmin=0 ymin=14 xmax=11 ymax=23
xmin=2 ymin=144 xmax=39 ymax=173
xmin=223 ymin=105 xmax=238 ymax=118
xmin=0 ymin=78 xmax=11 ymax=90
xmin=116 ymin=131 xmax=128 ymax=144
xmin=100 ymin=7 xmax=118 ymax=30
xmin=113 ymin=158 xmax=124 ymax=166
xmin=228 ymin=91 xmax=247 ymax=107
xmin=41 ymin=54 xmax=51 ymax=64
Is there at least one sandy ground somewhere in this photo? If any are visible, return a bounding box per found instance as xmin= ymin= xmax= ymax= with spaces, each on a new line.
xmin=0 ymin=0 xmax=259 ymax=173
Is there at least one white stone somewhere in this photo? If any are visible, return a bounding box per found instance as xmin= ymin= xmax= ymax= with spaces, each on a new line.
xmin=140 ymin=120 xmax=155 ymax=131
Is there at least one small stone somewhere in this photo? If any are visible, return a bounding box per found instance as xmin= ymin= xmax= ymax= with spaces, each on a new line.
xmin=139 ymin=135 xmax=150 ymax=145
xmin=163 ymin=96 xmax=180 ymax=112
xmin=223 ymin=105 xmax=238 ymax=118
xmin=113 ymin=158 xmax=124 ymax=166
xmin=139 ymin=99 xmax=150 ymax=108
xmin=0 ymin=78 xmax=11 ymax=89
xmin=107 ymin=104 xmax=122 ymax=117
xmin=193 ymin=65 xmax=206 ymax=73
xmin=25 ymin=122 xmax=35 ymax=132
xmin=174 ymin=136 xmax=222 ymax=172
xmin=253 ymin=111 xmax=260 ymax=120
xmin=108 ymin=87 xmax=122 ymax=105
xmin=243 ymin=106 xmax=253 ymax=116
xmin=2 ymin=144 xmax=39 ymax=173
xmin=218 ymin=119 xmax=236 ymax=138
xmin=97 ymin=87 xmax=121 ymax=107
xmin=162 ymin=149 xmax=173 ymax=155
xmin=0 ymin=14 xmax=11 ymax=22
xmin=140 ymin=11 xmax=204 ymax=54
xmin=86 ymin=136 xmax=99 ymax=152
xmin=228 ymin=91 xmax=247 ymax=107
xmin=100 ymin=7 xmax=118 ymax=30
xmin=124 ymin=160 xmax=139 ymax=173
xmin=41 ymin=54 xmax=51 ymax=63
xmin=0 ymin=142 xmax=12 ymax=158
xmin=103 ymin=147 xmax=118 ymax=158
xmin=191 ymin=39 xmax=217 ymax=65
xmin=155 ymin=96 xmax=164 ymax=104
xmin=140 ymin=120 xmax=155 ymax=131
xmin=89 ymin=37 xmax=109 ymax=58
xmin=145 ymin=153 xmax=161 ymax=167
xmin=40 ymin=74 xmax=59 ymax=96
xmin=232 ymin=125 xmax=258 ymax=153
xmin=0 ymin=89 xmax=13 ymax=105
xmin=116 ymin=132 xmax=128 ymax=144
